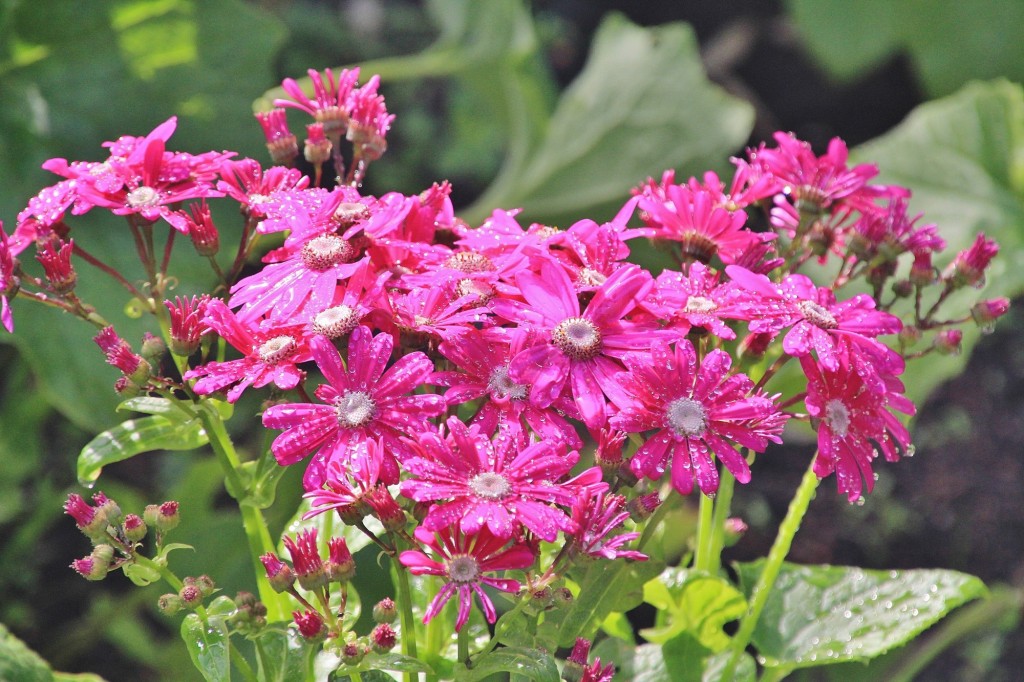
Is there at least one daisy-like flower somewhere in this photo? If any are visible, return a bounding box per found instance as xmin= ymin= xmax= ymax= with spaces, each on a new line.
xmin=800 ymin=354 xmax=915 ymax=502
xmin=944 ymin=233 xmax=999 ymax=289
xmin=183 ymin=299 xmax=311 ymax=403
xmin=165 ymin=296 xmax=209 ymax=357
xmin=346 ymin=75 xmax=394 ymax=163
xmin=637 ymin=180 xmax=760 ymax=264
xmin=399 ymin=526 xmax=534 ymax=631
xmin=726 ymin=265 xmax=903 ymax=373
xmin=217 ymin=158 xmax=309 ymax=219
xmin=849 ymin=197 xmax=945 ymax=263
xmin=494 ymin=260 xmax=660 ymax=431
xmin=262 ymin=327 xmax=443 ymax=489
xmin=611 ymin=339 xmax=787 ymax=496
xmin=568 ymin=491 xmax=646 ymax=561
xmin=302 ymin=437 xmax=387 ymax=523
xmin=434 ymin=328 xmax=582 ymax=448
xmin=400 ymin=417 xmax=602 ymax=541
xmin=387 ymin=286 xmax=490 ymax=348
xmin=275 ymin=67 xmax=362 ymax=138
xmin=13 ymin=180 xmax=77 ymax=254
xmin=647 ymin=262 xmax=750 ymax=340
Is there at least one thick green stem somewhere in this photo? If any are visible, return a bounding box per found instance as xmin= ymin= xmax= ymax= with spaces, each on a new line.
xmin=457 ymin=624 xmax=469 ymax=666
xmin=722 ymin=457 xmax=821 ymax=681
xmin=694 ymin=491 xmax=716 ymax=572
xmin=393 ymin=559 xmax=418 ymax=681
xmin=197 ymin=405 xmax=287 ymax=622
xmin=707 ymin=470 xmax=736 ymax=575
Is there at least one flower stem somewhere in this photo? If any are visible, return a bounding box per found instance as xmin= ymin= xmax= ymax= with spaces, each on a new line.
xmin=694 ymin=491 xmax=716 ymax=572
xmin=458 ymin=624 xmax=469 ymax=665
xmin=722 ymin=456 xmax=821 ymax=681
xmin=706 ymin=470 xmax=736 ymax=574
xmin=393 ymin=559 xmax=418 ymax=682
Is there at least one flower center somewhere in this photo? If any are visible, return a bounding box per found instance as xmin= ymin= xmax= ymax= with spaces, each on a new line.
xmin=248 ymin=193 xmax=270 ymax=206
xmin=487 ymin=366 xmax=528 ymax=401
xmin=126 ymin=186 xmax=161 ymax=208
xmin=577 ymin=268 xmax=607 ymax=288
xmin=666 ymin=397 xmax=708 ymax=437
xmin=552 ymin=317 xmax=602 ymax=360
xmin=684 ymin=295 xmax=718 ymax=314
xmin=824 ymin=398 xmax=850 ymax=438
xmin=335 ymin=390 xmax=377 ymax=429
xmin=797 ymin=300 xmax=839 ymax=329
xmin=469 ymin=472 xmax=512 ymax=500
xmin=257 ymin=335 xmax=297 ymax=364
xmin=444 ymin=251 xmax=494 ymax=273
xmin=312 ymin=304 xmax=359 ymax=339
xmin=446 ymin=555 xmax=480 ymax=584
xmin=301 ymin=234 xmax=355 ymax=271
xmin=456 ymin=278 xmax=495 ymax=305
xmin=677 ymin=230 xmax=718 ymax=263
xmin=333 ymin=202 xmax=370 ymax=227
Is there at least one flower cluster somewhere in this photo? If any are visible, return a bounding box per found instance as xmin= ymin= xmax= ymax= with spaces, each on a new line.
xmin=27 ymin=66 xmax=1006 ymax=659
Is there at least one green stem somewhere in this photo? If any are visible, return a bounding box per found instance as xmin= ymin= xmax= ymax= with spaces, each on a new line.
xmin=196 ymin=405 xmax=287 ymax=622
xmin=694 ymin=491 xmax=716 ymax=572
xmin=393 ymin=559 xmax=418 ymax=682
xmin=458 ymin=624 xmax=469 ymax=666
xmin=722 ymin=457 xmax=821 ymax=681
xmin=229 ymin=643 xmax=259 ymax=682
xmin=706 ymin=470 xmax=736 ymax=575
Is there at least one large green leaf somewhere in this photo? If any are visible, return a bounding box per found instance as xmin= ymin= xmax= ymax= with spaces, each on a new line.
xmin=787 ymin=0 xmax=1024 ymax=97
xmin=253 ymin=627 xmax=316 ymax=682
xmin=462 ymin=13 xmax=754 ymax=226
xmin=734 ymin=560 xmax=987 ymax=669
xmin=853 ymin=80 xmax=1024 ymax=403
xmin=181 ymin=613 xmax=231 ymax=682
xmin=455 ymin=646 xmax=559 ymax=682
xmin=593 ymin=637 xmax=756 ymax=682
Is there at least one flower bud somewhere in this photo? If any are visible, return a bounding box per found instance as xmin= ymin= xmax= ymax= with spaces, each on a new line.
xmin=909 ymin=250 xmax=936 ymax=287
xmin=71 ymin=549 xmax=110 ymax=581
xmin=890 ymin=279 xmax=914 ymax=299
xmin=933 ymin=329 xmax=963 ymax=355
xmin=65 ymin=493 xmax=109 ymax=541
xmin=341 ymin=642 xmax=367 ymax=666
xmin=723 ymin=517 xmax=748 ymax=547
xmin=327 ymin=537 xmax=356 ymax=583
xmin=363 ymin=487 xmax=406 ymax=532
xmin=372 ymin=597 xmax=398 ymax=624
xmin=738 ymin=331 xmax=774 ymax=361
xmin=158 ymin=593 xmax=184 ymax=615
xmin=260 ymin=553 xmax=296 ymax=593
xmin=898 ymin=324 xmax=922 ymax=347
xmin=971 ymin=297 xmax=1010 ymax=328
xmin=193 ymin=575 xmax=217 ymax=597
xmin=186 ymin=200 xmax=219 ymax=257
xmin=292 ymin=610 xmax=326 ymax=640
xmin=595 ymin=428 xmax=626 ymax=477
xmin=562 ymin=638 xmax=592 ymax=682
xmin=92 ymin=492 xmax=123 ymax=527
xmin=123 ymin=514 xmax=147 ymax=542
xmin=152 ymin=501 xmax=179 ymax=532
xmin=255 ymin=109 xmax=298 ymax=166
xmin=140 ymin=333 xmax=166 ymax=367
xmin=179 ymin=584 xmax=203 ymax=608
xmin=627 ymin=491 xmax=661 ymax=523
xmin=370 ymin=623 xmax=397 ymax=653
xmin=35 ymin=238 xmax=76 ymax=294
xmin=284 ymin=529 xmax=328 ymax=593
xmin=304 ymin=123 xmax=333 ymax=166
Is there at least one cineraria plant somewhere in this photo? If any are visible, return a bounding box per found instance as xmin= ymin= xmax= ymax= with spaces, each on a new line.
xmin=3 ymin=60 xmax=1007 ymax=682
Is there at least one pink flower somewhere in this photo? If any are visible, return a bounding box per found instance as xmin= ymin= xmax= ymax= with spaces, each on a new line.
xmin=494 ymin=260 xmax=660 ymax=431
xmin=647 ymin=262 xmax=751 ymax=339
xmin=400 ymin=417 xmax=602 ymax=541
xmin=612 ymin=340 xmax=787 ymax=496
xmin=801 ymin=354 xmax=915 ymax=502
xmin=275 ymin=67 xmax=362 ymax=137
xmin=217 ymin=158 xmax=309 ymax=219
xmin=284 ymin=528 xmax=328 ymax=592
xmin=183 ymin=300 xmax=311 ymax=402
xmin=14 ymin=180 xmax=77 ymax=253
xmin=302 ymin=438 xmax=387 ymax=523
xmin=399 ymin=526 xmax=534 ymax=631
xmin=262 ymin=327 xmax=443 ymax=489
xmin=944 ymin=233 xmax=999 ymax=288
xmin=254 ymin=109 xmax=298 ymax=165
xmin=569 ymin=492 xmax=646 ymax=561
xmin=1 ymin=225 xmax=18 ymax=332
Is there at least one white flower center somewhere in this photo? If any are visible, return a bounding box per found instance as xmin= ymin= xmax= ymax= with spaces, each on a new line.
xmin=666 ymin=397 xmax=708 ymax=437
xmin=333 ymin=202 xmax=370 ymax=227
xmin=797 ymin=299 xmax=839 ymax=329
xmin=824 ymin=398 xmax=850 ymax=438
xmin=577 ymin=268 xmax=607 ymax=287
xmin=257 ymin=335 xmax=297 ymax=364
xmin=684 ymin=296 xmax=718 ymax=314
xmin=444 ymin=251 xmax=494 ymax=273
xmin=336 ymin=390 xmax=377 ymax=429
xmin=468 ymin=472 xmax=512 ymax=500
xmin=552 ymin=317 xmax=602 ymax=360
xmin=301 ymin=234 xmax=354 ymax=270
xmin=248 ymin=193 xmax=270 ymax=206
xmin=487 ymin=366 xmax=527 ymax=401
xmin=127 ymin=186 xmax=161 ymax=208
xmin=313 ymin=304 xmax=359 ymax=338
xmin=446 ymin=555 xmax=480 ymax=584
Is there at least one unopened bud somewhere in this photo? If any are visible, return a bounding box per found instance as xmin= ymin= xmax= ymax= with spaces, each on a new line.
xmin=372 ymin=598 xmax=398 ymax=624
xmin=140 ymin=333 xmax=166 ymax=367
xmin=260 ymin=553 xmax=296 ymax=593
xmin=123 ymin=514 xmax=147 ymax=542
xmin=971 ymin=297 xmax=1010 ymax=327
xmin=562 ymin=638 xmax=592 ymax=682
xmin=92 ymin=492 xmax=122 ymax=527
xmin=292 ymin=610 xmax=326 ymax=641
xmin=158 ymin=593 xmax=184 ymax=615
xmin=154 ymin=501 xmax=179 ymax=532
xmin=327 ymin=537 xmax=356 ymax=583
xmin=898 ymin=324 xmax=922 ymax=347
xmin=342 ymin=642 xmax=367 ymax=666
xmin=364 ymin=487 xmax=406 ymax=532
xmin=933 ymin=329 xmax=963 ymax=355
xmin=627 ymin=491 xmax=661 ymax=523
xmin=909 ymin=251 xmax=936 ymax=287
xmin=738 ymin=331 xmax=774 ymax=361
xmin=179 ymin=584 xmax=203 ymax=608
xmin=890 ymin=279 xmax=914 ymax=299
xmin=723 ymin=517 xmax=748 ymax=547
xmin=370 ymin=623 xmax=397 ymax=653
xmin=304 ymin=123 xmax=333 ymax=166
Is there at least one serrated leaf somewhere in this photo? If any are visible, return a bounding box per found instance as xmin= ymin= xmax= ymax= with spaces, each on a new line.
xmin=853 ymin=80 xmax=1024 ymax=403
xmin=77 ymin=414 xmax=209 ymax=485
xmin=463 ymin=13 xmax=754 ymax=226
xmin=787 ymin=0 xmax=1024 ymax=97
xmin=181 ymin=613 xmax=231 ymax=682
xmin=640 ymin=568 xmax=747 ymax=650
xmin=734 ymin=561 xmax=987 ymax=668
xmin=540 ymin=558 xmax=664 ymax=648
xmin=457 ymin=646 xmax=559 ymax=682
xmin=254 ymin=627 xmax=316 ymax=682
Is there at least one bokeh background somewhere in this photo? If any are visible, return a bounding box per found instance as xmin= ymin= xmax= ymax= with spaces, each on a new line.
xmin=1 ymin=1 xmax=1023 ymax=680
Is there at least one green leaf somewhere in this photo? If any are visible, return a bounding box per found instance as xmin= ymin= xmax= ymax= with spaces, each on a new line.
xmin=362 ymin=652 xmax=433 ymax=674
xmin=853 ymin=80 xmax=1024 ymax=403
xmin=593 ymin=637 xmax=756 ymax=682
xmin=181 ymin=613 xmax=231 ymax=682
xmin=253 ymin=627 xmax=316 ymax=682
xmin=77 ymin=413 xmax=209 ymax=485
xmin=0 ymin=621 xmax=55 ymax=682
xmin=734 ymin=560 xmax=988 ymax=668
xmin=122 ymin=561 xmax=161 ymax=587
xmin=462 ymin=13 xmax=754 ymax=226
xmin=640 ymin=568 xmax=747 ymax=650
xmin=457 ymin=646 xmax=559 ymax=682
xmin=787 ymin=0 xmax=1024 ymax=97
xmin=539 ymin=558 xmax=664 ymax=648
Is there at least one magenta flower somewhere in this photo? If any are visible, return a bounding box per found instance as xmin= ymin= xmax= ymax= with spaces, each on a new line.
xmin=217 ymin=158 xmax=309 ymax=218
xmin=727 ymin=265 xmax=903 ymax=373
xmin=569 ymin=492 xmax=646 ymax=561
xmin=183 ymin=300 xmax=311 ymax=403
xmin=801 ymin=354 xmax=915 ymax=502
xmin=400 ymin=417 xmax=602 ymax=541
xmin=647 ymin=262 xmax=751 ymax=339
xmin=612 ymin=339 xmax=787 ymax=496
xmin=262 ymin=327 xmax=443 ymax=489
xmin=302 ymin=438 xmax=387 ymax=522
xmin=945 ymin=233 xmax=999 ymax=288
xmin=494 ymin=260 xmax=660 ymax=431
xmin=275 ymin=67 xmax=362 ymax=137
xmin=399 ymin=526 xmax=534 ymax=630
xmin=0 ymin=224 xmax=17 ymax=332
